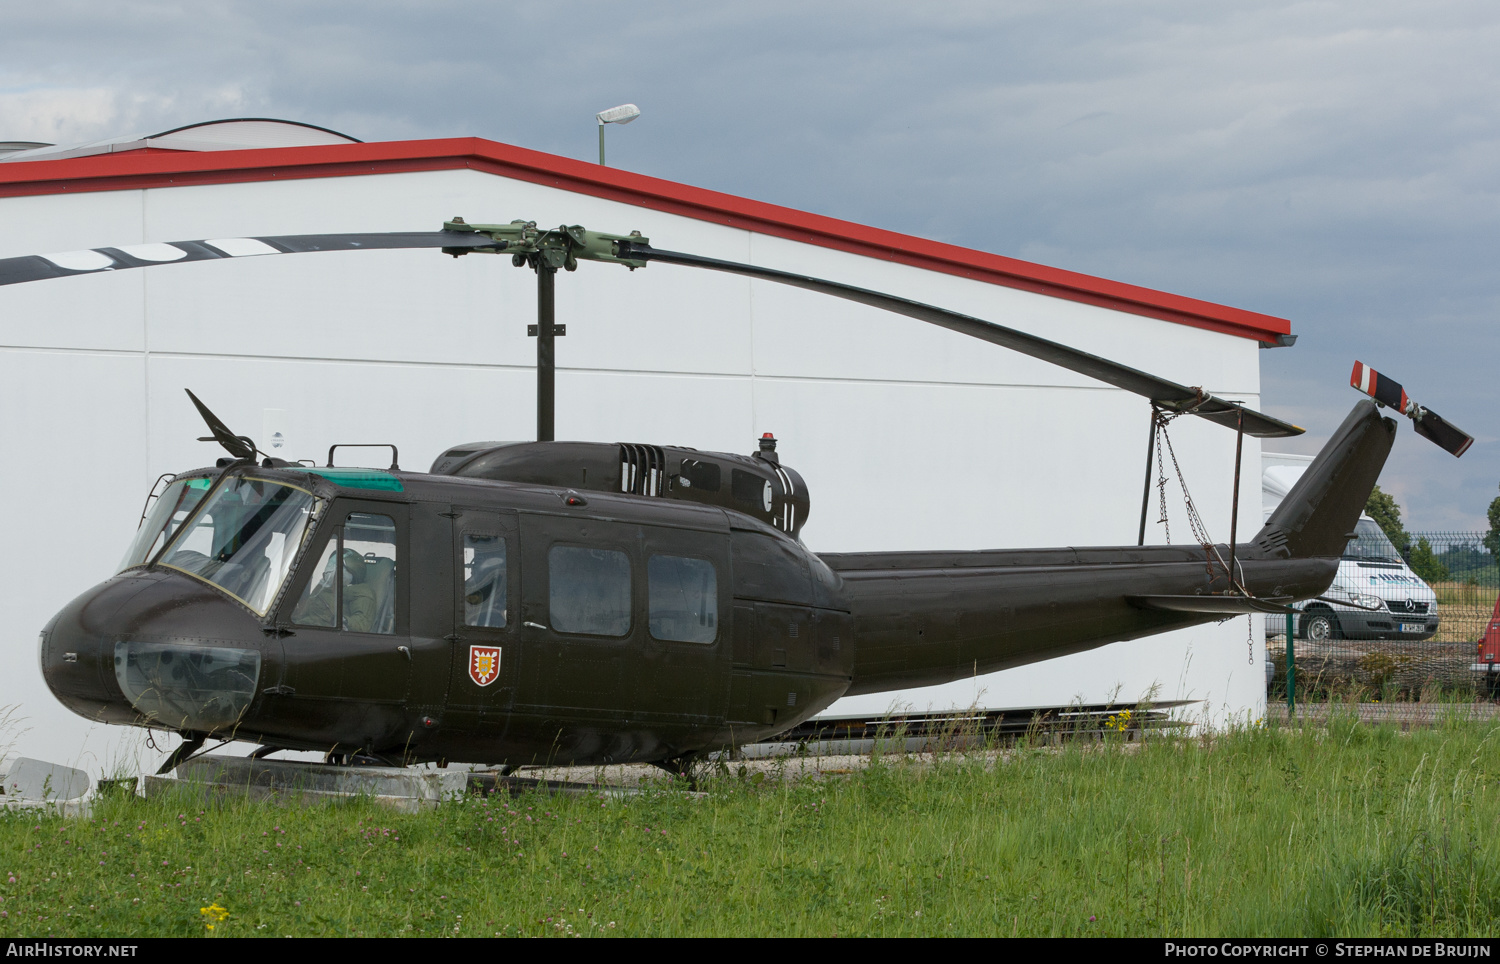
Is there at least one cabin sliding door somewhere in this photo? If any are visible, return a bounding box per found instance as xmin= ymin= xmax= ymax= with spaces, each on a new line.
xmin=516 ymin=512 xmax=644 ymax=754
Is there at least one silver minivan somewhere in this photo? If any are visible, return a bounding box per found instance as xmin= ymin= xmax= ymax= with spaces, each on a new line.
xmin=1293 ymin=515 xmax=1439 ymax=642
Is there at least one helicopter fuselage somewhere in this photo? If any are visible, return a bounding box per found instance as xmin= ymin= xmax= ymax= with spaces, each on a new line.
xmin=40 ymin=457 xmax=857 ymax=766
xmin=35 ymin=465 xmax=1326 ymax=766
xmin=38 ymin=403 xmax=1392 ymax=768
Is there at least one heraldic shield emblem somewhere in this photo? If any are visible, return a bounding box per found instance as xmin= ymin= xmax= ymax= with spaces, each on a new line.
xmin=468 ymin=645 xmax=502 ymax=687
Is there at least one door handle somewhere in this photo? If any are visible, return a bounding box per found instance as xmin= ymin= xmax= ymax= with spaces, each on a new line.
xmin=523 ymin=621 xmax=546 ymax=631
xmin=397 ymin=645 xmax=411 ymax=662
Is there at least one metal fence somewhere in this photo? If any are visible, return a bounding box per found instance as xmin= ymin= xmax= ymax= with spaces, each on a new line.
xmin=1267 ymin=531 xmax=1500 ymax=701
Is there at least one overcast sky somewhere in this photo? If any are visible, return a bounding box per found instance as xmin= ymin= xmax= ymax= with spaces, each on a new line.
xmin=4 ymin=0 xmax=1496 ymax=528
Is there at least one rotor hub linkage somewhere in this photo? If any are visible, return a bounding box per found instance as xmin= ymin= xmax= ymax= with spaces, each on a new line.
xmin=439 ymin=218 xmax=650 ymax=443
xmin=440 ymin=217 xmax=649 ymax=273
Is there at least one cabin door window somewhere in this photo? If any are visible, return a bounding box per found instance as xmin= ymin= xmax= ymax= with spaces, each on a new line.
xmin=548 ymin=545 xmax=632 ymax=637
xmin=462 ymin=534 xmax=508 ymax=628
xmin=635 ymin=526 xmax=730 ymax=723
xmin=290 ymin=513 xmax=399 ymax=634
xmin=647 ymin=555 xmax=718 ymax=644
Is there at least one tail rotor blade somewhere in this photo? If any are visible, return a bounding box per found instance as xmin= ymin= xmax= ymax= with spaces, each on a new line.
xmin=1349 ymin=360 xmax=1409 ymax=412
xmin=1350 ymin=360 xmax=1473 ymax=457
xmin=1413 ymin=409 xmax=1475 ymax=458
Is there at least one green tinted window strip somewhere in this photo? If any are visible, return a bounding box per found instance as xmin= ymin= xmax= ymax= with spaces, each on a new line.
xmin=297 ymin=468 xmax=404 ymax=492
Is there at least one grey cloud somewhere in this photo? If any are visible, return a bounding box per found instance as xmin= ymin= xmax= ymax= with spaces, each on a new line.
xmin=3 ymin=0 xmax=1497 ymax=525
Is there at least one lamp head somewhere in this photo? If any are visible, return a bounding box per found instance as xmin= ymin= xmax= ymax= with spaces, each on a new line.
xmin=596 ymin=104 xmax=641 ymax=125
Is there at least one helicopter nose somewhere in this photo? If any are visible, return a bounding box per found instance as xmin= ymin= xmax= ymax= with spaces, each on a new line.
xmin=42 ymin=570 xmax=160 ymax=726
xmin=41 ymin=569 xmax=267 ymax=733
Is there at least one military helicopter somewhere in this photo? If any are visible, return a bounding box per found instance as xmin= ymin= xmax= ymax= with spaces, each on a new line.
xmin=5 ymin=220 xmax=1472 ymax=774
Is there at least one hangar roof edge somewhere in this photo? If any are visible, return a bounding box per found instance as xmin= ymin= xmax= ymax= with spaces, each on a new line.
xmin=0 ymin=135 xmax=1289 ymax=343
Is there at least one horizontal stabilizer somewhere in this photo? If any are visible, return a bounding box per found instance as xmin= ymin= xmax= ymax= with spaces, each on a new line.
xmin=1129 ymin=595 xmax=1294 ymax=615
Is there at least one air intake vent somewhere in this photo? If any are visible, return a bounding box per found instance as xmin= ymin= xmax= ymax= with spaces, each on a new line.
xmin=618 ymin=443 xmax=666 ymax=497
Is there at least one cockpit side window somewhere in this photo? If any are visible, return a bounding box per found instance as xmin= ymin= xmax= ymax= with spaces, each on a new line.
xmin=346 ymin=514 xmax=398 ymax=633
xmin=290 ymin=513 xmax=398 ymax=634
xmin=118 ymin=478 xmax=213 ymax=572
xmin=291 ymin=539 xmax=340 ymax=628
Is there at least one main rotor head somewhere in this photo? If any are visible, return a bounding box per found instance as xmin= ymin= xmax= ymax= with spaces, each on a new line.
xmin=440 ymin=218 xmax=648 ymax=272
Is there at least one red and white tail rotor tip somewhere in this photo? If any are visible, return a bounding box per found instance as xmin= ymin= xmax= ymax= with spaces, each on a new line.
xmin=1350 ymin=360 xmax=1473 ymax=458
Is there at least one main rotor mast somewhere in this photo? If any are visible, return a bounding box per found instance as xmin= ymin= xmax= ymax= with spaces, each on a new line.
xmin=440 ymin=218 xmax=648 ymax=442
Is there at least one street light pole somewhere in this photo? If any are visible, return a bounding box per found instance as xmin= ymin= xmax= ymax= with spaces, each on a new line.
xmin=594 ymin=103 xmax=641 ymax=167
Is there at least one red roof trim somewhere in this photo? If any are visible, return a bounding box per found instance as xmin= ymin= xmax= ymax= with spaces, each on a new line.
xmin=0 ymin=137 xmax=1289 ymax=341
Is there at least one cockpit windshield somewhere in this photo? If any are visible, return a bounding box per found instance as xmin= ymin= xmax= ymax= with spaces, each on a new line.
xmin=1343 ymin=518 xmax=1403 ymax=564
xmin=118 ymin=477 xmax=214 ymax=572
xmin=157 ymin=476 xmax=323 ymax=615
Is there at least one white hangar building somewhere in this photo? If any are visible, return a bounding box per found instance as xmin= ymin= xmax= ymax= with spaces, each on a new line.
xmin=0 ymin=119 xmax=1294 ymax=771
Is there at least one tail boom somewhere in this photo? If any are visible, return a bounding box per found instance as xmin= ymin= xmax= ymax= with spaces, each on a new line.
xmin=829 ymin=400 xmax=1396 ymax=696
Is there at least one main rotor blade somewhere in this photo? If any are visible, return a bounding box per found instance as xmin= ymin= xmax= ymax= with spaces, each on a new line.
xmin=0 ymin=231 xmax=500 ymax=287
xmin=1350 ymin=360 xmax=1473 ymax=457
xmin=618 ymin=242 xmax=1303 ymax=439
xmin=185 ymin=389 xmax=256 ymax=461
xmin=2 ymin=223 xmax=1304 ymax=440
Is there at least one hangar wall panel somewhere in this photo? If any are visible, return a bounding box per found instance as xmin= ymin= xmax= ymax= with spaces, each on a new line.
xmin=0 ymin=348 xmax=149 ymax=775
xmin=0 ymin=163 xmax=1272 ymax=771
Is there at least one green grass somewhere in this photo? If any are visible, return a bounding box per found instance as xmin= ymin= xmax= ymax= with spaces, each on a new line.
xmin=5 ymin=718 xmax=1500 ymax=937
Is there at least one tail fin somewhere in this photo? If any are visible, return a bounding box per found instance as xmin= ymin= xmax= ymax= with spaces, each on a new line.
xmin=1253 ymin=400 xmax=1397 ymax=559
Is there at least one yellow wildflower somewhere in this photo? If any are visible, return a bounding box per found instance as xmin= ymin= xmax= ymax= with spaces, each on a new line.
xmin=200 ymin=903 xmax=230 ymax=930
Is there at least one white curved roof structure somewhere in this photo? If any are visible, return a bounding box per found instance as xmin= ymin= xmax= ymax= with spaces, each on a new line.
xmin=0 ymin=118 xmax=359 ymax=163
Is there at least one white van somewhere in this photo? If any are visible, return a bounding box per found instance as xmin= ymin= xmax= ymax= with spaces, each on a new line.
xmin=1264 ymin=454 xmax=1439 ymax=642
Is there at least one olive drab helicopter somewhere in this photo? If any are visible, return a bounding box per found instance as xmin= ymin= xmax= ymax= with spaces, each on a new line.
xmin=3 ymin=219 xmax=1473 ymax=775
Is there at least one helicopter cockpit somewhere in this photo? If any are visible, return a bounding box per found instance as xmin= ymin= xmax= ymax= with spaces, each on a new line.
xmin=107 ymin=472 xmax=325 ymax=735
xmin=138 ymin=474 xmax=324 ymax=617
